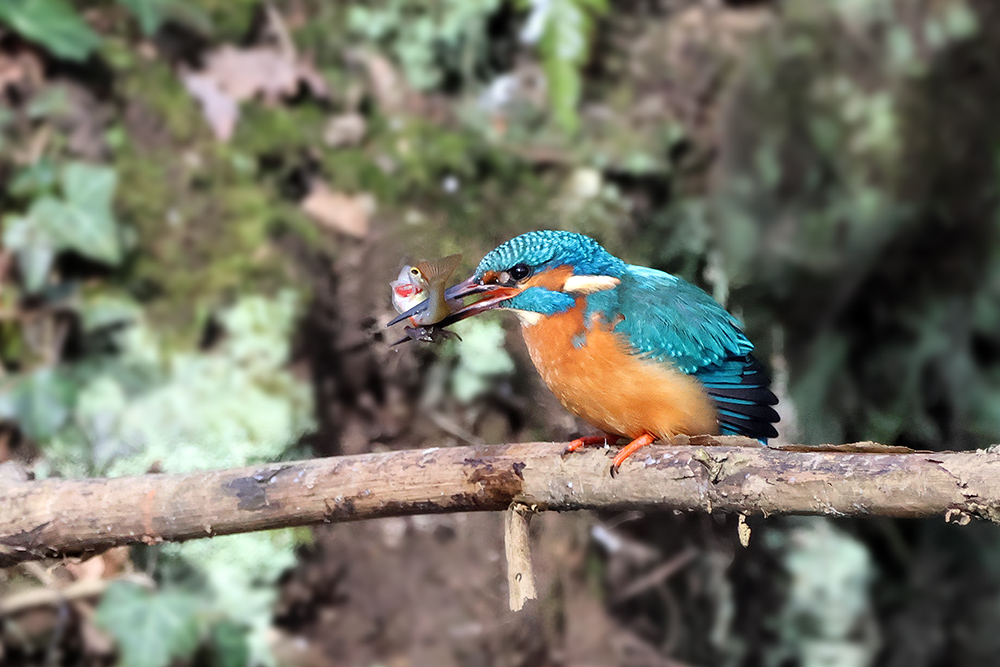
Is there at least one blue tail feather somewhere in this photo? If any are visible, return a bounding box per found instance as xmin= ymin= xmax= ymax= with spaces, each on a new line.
xmin=695 ymin=355 xmax=779 ymax=441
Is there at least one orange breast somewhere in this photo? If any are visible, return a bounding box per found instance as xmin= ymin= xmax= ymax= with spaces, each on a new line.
xmin=519 ymin=302 xmax=718 ymax=440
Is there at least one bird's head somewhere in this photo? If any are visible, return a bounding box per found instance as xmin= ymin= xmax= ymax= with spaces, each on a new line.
xmin=390 ymin=231 xmax=626 ymax=327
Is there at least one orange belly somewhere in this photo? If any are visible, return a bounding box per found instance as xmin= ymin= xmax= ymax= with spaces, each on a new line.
xmin=519 ymin=304 xmax=718 ymax=440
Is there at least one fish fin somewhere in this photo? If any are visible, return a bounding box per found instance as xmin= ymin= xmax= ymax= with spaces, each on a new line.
xmin=414 ymin=254 xmax=462 ymax=285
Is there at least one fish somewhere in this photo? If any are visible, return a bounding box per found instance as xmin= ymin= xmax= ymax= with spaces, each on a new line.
xmin=390 ymin=265 xmax=426 ymax=317
xmin=389 ymin=254 xmax=463 ymax=344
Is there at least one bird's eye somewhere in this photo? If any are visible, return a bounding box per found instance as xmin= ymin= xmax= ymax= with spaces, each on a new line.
xmin=508 ymin=264 xmax=532 ymax=282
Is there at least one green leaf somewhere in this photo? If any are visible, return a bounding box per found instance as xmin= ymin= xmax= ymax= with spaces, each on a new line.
xmin=543 ymin=55 xmax=582 ymax=133
xmin=79 ymin=294 xmax=142 ymax=334
xmin=54 ymin=163 xmax=123 ymax=265
xmin=116 ymin=0 xmax=171 ymax=35
xmin=3 ymin=215 xmax=57 ymax=293
xmin=4 ymin=163 xmax=124 ymax=291
xmin=0 ymin=367 xmax=77 ymax=441
xmin=9 ymin=159 xmax=58 ymax=199
xmin=528 ymin=0 xmax=608 ymax=133
xmin=206 ymin=620 xmax=251 ymax=667
xmin=0 ymin=0 xmax=100 ymax=61
xmin=96 ymin=582 xmax=201 ymax=667
xmin=448 ymin=319 xmax=514 ymax=403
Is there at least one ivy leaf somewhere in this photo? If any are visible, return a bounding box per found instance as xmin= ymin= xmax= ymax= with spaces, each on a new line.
xmin=56 ymin=163 xmax=123 ymax=264
xmin=9 ymin=159 xmax=58 ymax=199
xmin=5 ymin=163 xmax=125 ymax=293
xmin=0 ymin=367 xmax=77 ymax=441
xmin=6 ymin=164 xmax=124 ymax=292
xmin=96 ymin=582 xmax=201 ymax=667
xmin=79 ymin=294 xmax=142 ymax=334
xmin=116 ymin=0 xmax=171 ymax=35
xmin=3 ymin=215 xmax=57 ymax=293
xmin=0 ymin=0 xmax=101 ymax=61
xmin=206 ymin=620 xmax=251 ymax=667
xmin=521 ymin=0 xmax=608 ymax=133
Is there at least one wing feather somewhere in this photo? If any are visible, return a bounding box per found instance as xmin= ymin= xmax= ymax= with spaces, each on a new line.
xmin=585 ymin=265 xmax=779 ymax=440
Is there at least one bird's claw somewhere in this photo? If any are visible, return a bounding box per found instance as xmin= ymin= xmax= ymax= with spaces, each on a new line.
xmin=562 ymin=435 xmax=610 ymax=457
xmin=607 ymin=433 xmax=657 ymax=478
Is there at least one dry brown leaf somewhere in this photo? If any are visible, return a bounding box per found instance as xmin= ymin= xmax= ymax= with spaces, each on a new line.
xmin=0 ymin=48 xmax=43 ymax=94
xmin=181 ymin=45 xmax=328 ymax=141
xmin=79 ymin=615 xmax=115 ymax=657
xmin=63 ymin=546 xmax=130 ymax=583
xmin=98 ymin=547 xmax=131 ymax=578
xmin=324 ymin=113 xmax=366 ymax=148
xmin=359 ymin=51 xmax=406 ymax=115
xmin=301 ymin=185 xmax=374 ymax=238
xmin=65 ymin=555 xmax=106 ymax=583
xmin=0 ymin=426 xmax=12 ymax=465
xmin=181 ymin=71 xmax=240 ymax=141
xmin=203 ymin=46 xmax=326 ymax=103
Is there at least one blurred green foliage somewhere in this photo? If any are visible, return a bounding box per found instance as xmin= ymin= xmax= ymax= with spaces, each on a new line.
xmin=711 ymin=0 xmax=999 ymax=451
xmin=4 ymin=162 xmax=127 ymax=292
xmin=347 ymin=0 xmax=502 ymax=92
xmin=447 ymin=318 xmax=515 ymax=403
xmin=765 ymin=519 xmax=877 ymax=667
xmin=0 ymin=0 xmax=188 ymax=59
xmin=0 ymin=0 xmax=100 ymax=61
xmin=1 ymin=0 xmax=1000 ymax=665
xmin=36 ymin=291 xmax=312 ymax=478
xmin=96 ymin=581 xmax=202 ymax=667
xmin=517 ymin=0 xmax=608 ymax=132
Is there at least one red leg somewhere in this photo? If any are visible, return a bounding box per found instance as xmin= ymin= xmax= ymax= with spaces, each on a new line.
xmin=563 ymin=435 xmax=612 ymax=455
xmin=610 ymin=433 xmax=657 ymax=475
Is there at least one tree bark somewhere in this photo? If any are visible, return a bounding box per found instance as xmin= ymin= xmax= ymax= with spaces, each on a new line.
xmin=3 ymin=436 xmax=1000 ymax=567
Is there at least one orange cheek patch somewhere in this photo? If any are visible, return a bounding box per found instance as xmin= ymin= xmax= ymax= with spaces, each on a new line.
xmin=523 ymin=265 xmax=575 ymax=291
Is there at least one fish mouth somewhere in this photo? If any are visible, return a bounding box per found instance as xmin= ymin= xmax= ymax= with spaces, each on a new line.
xmin=386 ymin=274 xmax=520 ymax=328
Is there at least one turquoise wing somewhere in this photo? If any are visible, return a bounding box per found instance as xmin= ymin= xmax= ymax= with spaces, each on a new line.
xmin=586 ymin=265 xmax=779 ymax=439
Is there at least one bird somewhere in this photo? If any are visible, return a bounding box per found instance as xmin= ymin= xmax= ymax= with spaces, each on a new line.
xmin=391 ymin=230 xmax=779 ymax=473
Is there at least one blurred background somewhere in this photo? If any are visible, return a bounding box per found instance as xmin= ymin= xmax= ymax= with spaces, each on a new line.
xmin=2 ymin=0 xmax=1000 ymax=665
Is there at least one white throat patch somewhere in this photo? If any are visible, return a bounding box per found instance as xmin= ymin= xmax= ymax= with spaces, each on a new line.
xmin=562 ymin=275 xmax=621 ymax=294
xmin=509 ymin=309 xmax=543 ymax=326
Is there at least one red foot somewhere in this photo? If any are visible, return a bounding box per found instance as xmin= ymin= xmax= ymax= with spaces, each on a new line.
xmin=610 ymin=433 xmax=657 ymax=476
xmin=563 ymin=435 xmax=611 ymax=455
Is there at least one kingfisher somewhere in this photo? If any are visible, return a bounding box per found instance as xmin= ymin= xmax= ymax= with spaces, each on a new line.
xmin=390 ymin=230 xmax=779 ymax=473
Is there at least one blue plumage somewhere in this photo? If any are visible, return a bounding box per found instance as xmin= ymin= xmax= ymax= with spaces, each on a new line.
xmin=508 ymin=286 xmax=576 ymax=316
xmin=476 ymin=230 xmax=628 ymax=279
xmin=471 ymin=231 xmax=779 ymax=440
xmin=588 ymin=264 xmax=778 ymax=440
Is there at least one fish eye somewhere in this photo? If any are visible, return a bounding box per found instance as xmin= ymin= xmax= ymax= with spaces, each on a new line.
xmin=409 ymin=268 xmax=420 ymax=275
xmin=508 ymin=263 xmax=532 ymax=282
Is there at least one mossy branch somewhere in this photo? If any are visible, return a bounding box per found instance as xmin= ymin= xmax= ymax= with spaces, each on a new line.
xmin=3 ymin=436 xmax=1000 ymax=568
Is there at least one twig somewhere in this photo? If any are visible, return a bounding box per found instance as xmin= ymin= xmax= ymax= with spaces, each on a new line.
xmin=0 ymin=574 xmax=155 ymax=616
xmin=504 ymin=502 xmax=537 ymax=611
xmin=4 ymin=437 xmax=1000 ymax=567
xmin=427 ymin=410 xmax=485 ymax=447
xmin=264 ymin=2 xmax=296 ymax=61
xmin=612 ymin=547 xmax=697 ymax=605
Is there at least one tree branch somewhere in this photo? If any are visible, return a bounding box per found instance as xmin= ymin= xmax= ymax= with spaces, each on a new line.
xmin=3 ymin=436 xmax=1000 ymax=567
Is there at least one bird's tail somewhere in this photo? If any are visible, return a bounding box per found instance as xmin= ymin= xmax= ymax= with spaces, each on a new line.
xmin=698 ymin=355 xmax=779 ymax=441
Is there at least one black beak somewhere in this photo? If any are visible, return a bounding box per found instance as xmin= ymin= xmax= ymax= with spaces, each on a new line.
xmin=387 ymin=274 xmax=520 ymax=328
